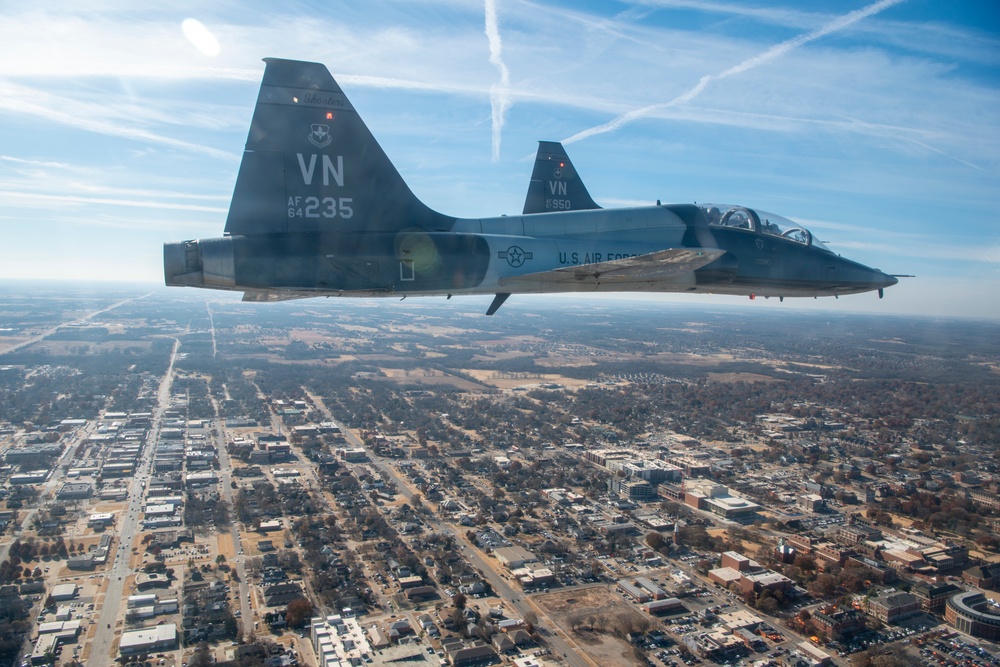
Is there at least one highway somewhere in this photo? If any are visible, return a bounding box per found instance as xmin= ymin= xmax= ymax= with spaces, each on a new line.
xmin=0 ymin=294 xmax=149 ymax=356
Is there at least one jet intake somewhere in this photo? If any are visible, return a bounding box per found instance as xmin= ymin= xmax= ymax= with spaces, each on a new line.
xmin=163 ymin=237 xmax=236 ymax=289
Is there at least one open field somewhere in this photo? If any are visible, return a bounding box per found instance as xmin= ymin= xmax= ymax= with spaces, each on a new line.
xmin=533 ymin=586 xmax=649 ymax=667
xmin=463 ymin=368 xmax=593 ymax=389
xmin=25 ymin=340 xmax=153 ymax=355
xmin=707 ymin=372 xmax=784 ymax=383
xmin=377 ymin=367 xmax=486 ymax=390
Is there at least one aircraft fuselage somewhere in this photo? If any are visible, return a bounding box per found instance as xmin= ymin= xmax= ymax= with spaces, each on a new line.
xmin=165 ymin=202 xmax=894 ymax=300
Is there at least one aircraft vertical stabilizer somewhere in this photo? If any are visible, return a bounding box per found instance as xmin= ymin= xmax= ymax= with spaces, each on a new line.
xmin=522 ymin=141 xmax=601 ymax=214
xmin=224 ymin=58 xmax=452 ymax=236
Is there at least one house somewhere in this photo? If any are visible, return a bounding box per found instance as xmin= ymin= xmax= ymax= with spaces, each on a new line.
xmin=417 ymin=613 xmax=439 ymax=636
xmin=493 ymin=634 xmax=515 ymax=653
xmin=405 ymin=586 xmax=438 ymax=600
xmin=263 ymin=582 xmax=304 ymax=608
xmin=508 ymin=628 xmax=533 ymax=647
xmin=443 ymin=641 xmax=498 ymax=666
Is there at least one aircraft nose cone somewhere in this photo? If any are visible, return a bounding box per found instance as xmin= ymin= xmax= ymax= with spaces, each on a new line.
xmin=878 ymin=272 xmax=898 ymax=288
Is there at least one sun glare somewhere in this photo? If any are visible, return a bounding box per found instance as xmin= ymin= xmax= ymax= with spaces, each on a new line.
xmin=181 ymin=18 xmax=221 ymax=57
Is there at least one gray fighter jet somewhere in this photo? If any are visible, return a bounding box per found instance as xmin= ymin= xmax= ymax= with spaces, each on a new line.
xmin=164 ymin=58 xmax=898 ymax=315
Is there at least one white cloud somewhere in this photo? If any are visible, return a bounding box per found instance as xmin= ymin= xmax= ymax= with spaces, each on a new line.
xmin=0 ymin=190 xmax=227 ymax=214
xmin=562 ymin=0 xmax=907 ymax=144
xmin=484 ymin=0 xmax=512 ymax=161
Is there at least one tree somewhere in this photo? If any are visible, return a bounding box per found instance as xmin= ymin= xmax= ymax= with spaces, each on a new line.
xmin=807 ymin=574 xmax=837 ymax=599
xmin=284 ymin=598 xmax=314 ymax=628
xmin=189 ymin=643 xmax=213 ymax=667
xmin=793 ymin=554 xmax=817 ymax=573
xmin=524 ymin=610 xmax=538 ymax=634
xmin=755 ymin=594 xmax=779 ymax=615
xmin=452 ymin=592 xmax=467 ymax=610
xmin=645 ymin=532 xmax=666 ymax=551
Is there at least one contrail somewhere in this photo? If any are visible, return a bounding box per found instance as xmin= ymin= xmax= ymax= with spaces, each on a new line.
xmin=563 ymin=0 xmax=906 ymax=144
xmin=485 ymin=0 xmax=511 ymax=160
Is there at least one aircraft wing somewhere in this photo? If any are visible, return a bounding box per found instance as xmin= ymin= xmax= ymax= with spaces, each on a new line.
xmin=501 ymin=247 xmax=726 ymax=287
xmin=241 ymin=290 xmax=316 ymax=303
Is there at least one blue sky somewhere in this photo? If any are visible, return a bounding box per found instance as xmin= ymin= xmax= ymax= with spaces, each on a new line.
xmin=0 ymin=0 xmax=998 ymax=318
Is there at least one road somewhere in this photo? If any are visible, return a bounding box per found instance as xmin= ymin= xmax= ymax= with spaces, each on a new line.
xmin=211 ymin=396 xmax=252 ymax=636
xmin=0 ymin=293 xmax=149 ymax=355
xmin=90 ymin=338 xmax=179 ymax=662
xmin=206 ymin=301 xmax=217 ymax=357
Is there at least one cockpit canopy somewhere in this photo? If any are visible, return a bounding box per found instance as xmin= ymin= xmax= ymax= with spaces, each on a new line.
xmin=699 ymin=204 xmax=818 ymax=246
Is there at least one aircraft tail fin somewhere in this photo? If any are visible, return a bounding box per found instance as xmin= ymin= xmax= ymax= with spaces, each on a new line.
xmin=225 ymin=58 xmax=451 ymax=236
xmin=522 ymin=141 xmax=601 ymax=215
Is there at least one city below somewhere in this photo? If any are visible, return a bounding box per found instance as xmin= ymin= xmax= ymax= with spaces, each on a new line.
xmin=0 ymin=283 xmax=997 ymax=667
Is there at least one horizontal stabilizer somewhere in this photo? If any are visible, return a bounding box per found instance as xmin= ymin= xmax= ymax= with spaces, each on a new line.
xmin=502 ymin=248 xmax=726 ymax=287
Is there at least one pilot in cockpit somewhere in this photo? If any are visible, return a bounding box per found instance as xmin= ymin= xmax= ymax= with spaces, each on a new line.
xmin=705 ymin=206 xmax=722 ymax=225
xmin=763 ymin=219 xmax=780 ymax=234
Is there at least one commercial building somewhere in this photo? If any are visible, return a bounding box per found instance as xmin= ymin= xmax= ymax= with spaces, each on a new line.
xmin=494 ymin=546 xmax=537 ymax=570
xmin=9 ymin=471 xmax=49 ymax=485
xmin=119 ymin=624 xmax=178 ymax=655
xmin=946 ymin=592 xmax=1000 ymax=640
xmin=721 ymin=552 xmax=755 ymax=572
xmin=310 ymin=614 xmax=372 ymax=667
xmin=644 ymin=598 xmax=684 ymax=615
xmin=964 ymin=564 xmax=1000 ymax=589
xmin=56 ymin=482 xmax=92 ymax=500
xmin=608 ymin=477 xmax=656 ymax=501
xmin=799 ymin=494 xmax=826 ymax=512
xmin=912 ymin=581 xmax=962 ymax=614
xmin=184 ymin=471 xmax=217 ymax=487
xmin=684 ymin=630 xmax=748 ymax=663
xmin=740 ymin=572 xmax=793 ymax=596
xmin=708 ymin=567 xmax=743 ymax=589
xmin=864 ymin=591 xmax=921 ymax=624
xmin=50 ymin=584 xmax=78 ymax=601
xmin=795 ymin=641 xmax=833 ymax=666
xmin=920 ymin=543 xmax=969 ymax=573
xmin=683 ymin=482 xmax=760 ymax=523
xmin=717 ymin=610 xmax=764 ymax=632
xmin=511 ymin=566 xmax=555 ymax=587
xmin=337 ymin=447 xmax=368 ymax=462
xmin=812 ymin=607 xmax=864 ymax=641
